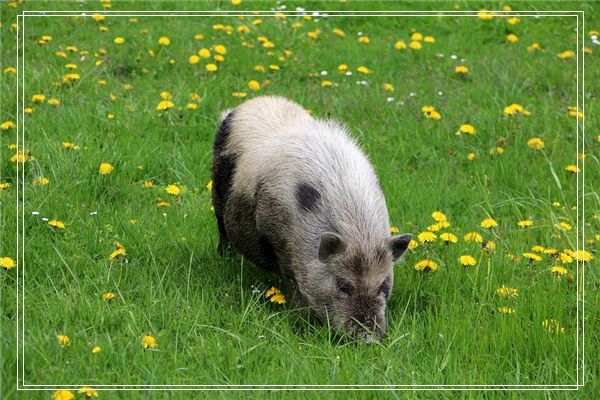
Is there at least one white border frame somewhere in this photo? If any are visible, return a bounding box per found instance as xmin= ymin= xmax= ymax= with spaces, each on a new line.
xmin=11 ymin=8 xmax=586 ymax=392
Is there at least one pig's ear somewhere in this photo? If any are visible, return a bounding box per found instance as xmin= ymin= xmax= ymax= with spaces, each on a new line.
xmin=387 ymin=234 xmax=412 ymax=261
xmin=318 ymin=232 xmax=346 ymax=263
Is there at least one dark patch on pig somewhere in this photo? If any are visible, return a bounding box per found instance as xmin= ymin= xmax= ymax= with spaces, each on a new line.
xmin=296 ymin=182 xmax=321 ymax=212
xmin=224 ymin=192 xmax=279 ymax=272
xmin=212 ymin=111 xmax=237 ymax=251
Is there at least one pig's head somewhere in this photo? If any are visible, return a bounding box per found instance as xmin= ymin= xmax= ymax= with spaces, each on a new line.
xmin=294 ymin=232 xmax=412 ymax=342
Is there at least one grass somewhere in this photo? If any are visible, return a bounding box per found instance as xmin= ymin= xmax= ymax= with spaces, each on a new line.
xmin=1 ymin=1 xmax=599 ymax=399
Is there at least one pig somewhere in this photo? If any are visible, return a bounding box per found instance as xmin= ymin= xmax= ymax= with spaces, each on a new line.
xmin=211 ymin=96 xmax=412 ymax=342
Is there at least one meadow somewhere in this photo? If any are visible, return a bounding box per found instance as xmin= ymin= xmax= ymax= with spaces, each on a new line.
xmin=0 ymin=1 xmax=599 ymax=399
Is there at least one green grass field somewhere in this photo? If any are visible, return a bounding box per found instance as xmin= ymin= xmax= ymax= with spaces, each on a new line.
xmin=1 ymin=1 xmax=599 ymax=399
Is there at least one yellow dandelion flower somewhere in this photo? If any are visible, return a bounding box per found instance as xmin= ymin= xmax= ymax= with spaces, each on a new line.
xmin=109 ymin=242 xmax=127 ymax=261
xmin=431 ymin=211 xmax=447 ymax=222
xmin=484 ymin=240 xmax=496 ymax=251
xmin=248 ymin=80 xmax=261 ymax=91
xmin=542 ymin=319 xmax=565 ymax=334
xmin=1 ymin=257 xmax=16 ymax=269
xmin=527 ymin=43 xmax=542 ymax=52
xmin=532 ymin=245 xmax=545 ymax=253
xmin=166 ymin=184 xmax=181 ymax=196
xmin=265 ymin=287 xmax=286 ymax=304
xmin=213 ymin=44 xmax=227 ymax=55
xmin=415 ymin=259 xmax=438 ymax=272
xmin=558 ymin=50 xmax=574 ymax=59
xmin=187 ymin=103 xmax=198 ymax=110
xmin=358 ymin=36 xmax=370 ymax=44
xmin=1 ymin=121 xmax=15 ymax=130
xmin=427 ymin=224 xmax=440 ymax=232
xmin=556 ymin=222 xmax=572 ymax=231
xmin=497 ymin=306 xmax=515 ymax=314
xmin=77 ymin=387 xmax=99 ymax=398
xmin=232 ymin=91 xmax=247 ymax=98
xmin=517 ymin=220 xmax=533 ymax=228
xmin=232 ymin=0 xmax=241 ymax=4
xmin=206 ymin=63 xmax=218 ymax=72
xmin=321 ymin=80 xmax=333 ymax=88
xmin=156 ymin=197 xmax=169 ymax=208
xmin=99 ymin=163 xmax=114 ymax=175
xmin=337 ymin=64 xmax=349 ymax=72
xmin=409 ymin=41 xmax=422 ymax=50
xmin=48 ymin=220 xmax=65 ymax=229
xmin=198 ymin=48 xmax=211 ymax=59
xmin=113 ymin=37 xmax=125 ymax=44
xmin=523 ymin=252 xmax=542 ymax=262
xmin=480 ymin=218 xmax=498 ymax=229
xmin=188 ymin=55 xmax=200 ymax=64
xmin=527 ymin=137 xmax=544 ymax=149
xmin=92 ymin=346 xmax=101 ymax=354
xmin=421 ymin=105 xmax=441 ymax=120
xmin=0 ymin=182 xmax=11 ymax=190
xmin=408 ymin=239 xmax=418 ymax=250
xmin=458 ymin=255 xmax=477 ymax=266
xmin=62 ymin=73 xmax=80 ymax=84
xmin=567 ymin=106 xmax=583 ymax=120
xmin=143 ymin=180 xmax=153 ymax=189
xmin=102 ymin=292 xmax=115 ymax=301
xmin=32 ymin=94 xmax=46 ymax=103
xmin=455 ymin=65 xmax=469 ymax=74
xmin=550 ymin=265 xmax=568 ymax=276
xmin=11 ymin=152 xmax=31 ymax=164
xmin=424 ymin=36 xmax=435 ymax=43
xmin=52 ymin=390 xmax=74 ymax=400
xmin=506 ymin=34 xmax=519 ymax=43
xmin=142 ymin=335 xmax=157 ymax=349
xmin=356 ymin=66 xmax=371 ymax=74
xmin=158 ymin=36 xmax=170 ymax=46
xmin=47 ymin=98 xmax=60 ymax=106
xmin=4 ymin=66 xmax=16 ymax=74
xmin=503 ymin=103 xmax=531 ymax=116
xmin=574 ymin=250 xmax=593 ymax=262
xmin=564 ymin=165 xmax=580 ymax=173
xmin=206 ymin=180 xmax=213 ymax=191
xmin=559 ymin=252 xmax=573 ymax=264
xmin=496 ymin=285 xmax=518 ymax=298
xmin=507 ymin=17 xmax=520 ymax=25
xmin=440 ymin=232 xmax=458 ymax=244
xmin=459 ymin=124 xmax=475 ymax=135
xmin=411 ymin=32 xmax=423 ymax=41
xmin=383 ymin=83 xmax=394 ymax=92
xmin=57 ymin=334 xmax=70 ymax=346
xmin=389 ymin=226 xmax=399 ymax=234
xmin=33 ymin=177 xmax=49 ymax=186
xmin=156 ymin=100 xmax=174 ymax=111
xmin=464 ymin=231 xmax=483 ymax=243
xmin=477 ymin=9 xmax=494 ymax=20
xmin=418 ymin=231 xmax=436 ymax=243
xmin=333 ymin=28 xmax=345 ymax=37
xmin=394 ymin=41 xmax=407 ymax=50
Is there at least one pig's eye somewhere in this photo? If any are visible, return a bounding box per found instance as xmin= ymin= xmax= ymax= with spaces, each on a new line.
xmin=336 ymin=278 xmax=354 ymax=296
xmin=378 ymin=278 xmax=391 ymax=299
